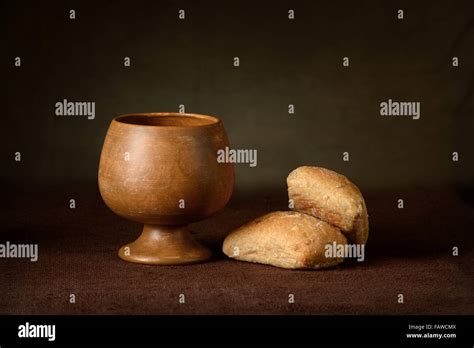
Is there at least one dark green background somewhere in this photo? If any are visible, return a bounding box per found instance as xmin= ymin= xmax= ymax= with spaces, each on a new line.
xmin=3 ymin=0 xmax=473 ymax=193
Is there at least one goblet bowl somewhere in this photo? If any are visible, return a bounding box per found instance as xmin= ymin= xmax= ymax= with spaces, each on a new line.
xmin=98 ymin=112 xmax=234 ymax=265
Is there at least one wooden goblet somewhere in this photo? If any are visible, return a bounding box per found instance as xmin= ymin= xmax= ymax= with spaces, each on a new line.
xmin=98 ymin=113 xmax=234 ymax=265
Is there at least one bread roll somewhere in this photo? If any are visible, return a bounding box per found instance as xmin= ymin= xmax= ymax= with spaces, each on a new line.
xmin=287 ymin=166 xmax=369 ymax=244
xmin=222 ymin=211 xmax=347 ymax=269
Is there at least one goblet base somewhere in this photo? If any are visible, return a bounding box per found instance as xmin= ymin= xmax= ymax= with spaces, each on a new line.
xmin=118 ymin=224 xmax=211 ymax=265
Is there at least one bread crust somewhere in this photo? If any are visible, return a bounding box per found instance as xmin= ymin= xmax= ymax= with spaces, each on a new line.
xmin=222 ymin=211 xmax=347 ymax=269
xmin=287 ymin=166 xmax=369 ymax=244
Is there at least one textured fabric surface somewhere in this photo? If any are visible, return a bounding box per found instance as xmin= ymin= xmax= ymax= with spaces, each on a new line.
xmin=1 ymin=187 xmax=472 ymax=315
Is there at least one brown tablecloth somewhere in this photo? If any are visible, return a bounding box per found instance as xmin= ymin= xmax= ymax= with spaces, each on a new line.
xmin=1 ymin=187 xmax=473 ymax=314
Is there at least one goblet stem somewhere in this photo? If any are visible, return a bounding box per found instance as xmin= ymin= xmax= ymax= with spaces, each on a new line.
xmin=118 ymin=224 xmax=211 ymax=265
